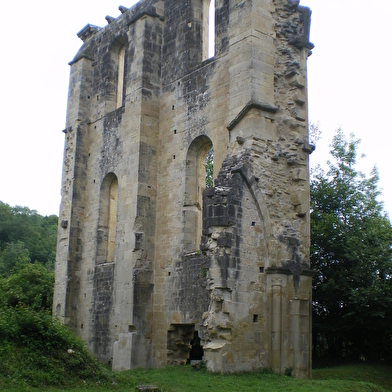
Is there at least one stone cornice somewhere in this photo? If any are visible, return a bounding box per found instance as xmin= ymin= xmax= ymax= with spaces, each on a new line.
xmin=227 ymin=100 xmax=279 ymax=132
xmin=266 ymin=266 xmax=317 ymax=277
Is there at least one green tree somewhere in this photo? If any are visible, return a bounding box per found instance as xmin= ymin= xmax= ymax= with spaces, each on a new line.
xmin=0 ymin=201 xmax=58 ymax=274
xmin=0 ymin=241 xmax=31 ymax=277
xmin=311 ymin=129 xmax=392 ymax=360
xmin=0 ymin=263 xmax=54 ymax=311
xmin=0 ymin=202 xmax=57 ymax=312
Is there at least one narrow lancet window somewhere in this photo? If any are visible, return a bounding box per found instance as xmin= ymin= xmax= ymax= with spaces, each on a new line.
xmin=107 ymin=177 xmax=118 ymax=262
xmin=116 ymin=45 xmax=125 ymax=108
xmin=208 ymin=0 xmax=215 ymax=58
xmin=184 ymin=136 xmax=213 ymax=253
xmin=97 ymin=173 xmax=119 ymax=264
xmin=202 ymin=0 xmax=215 ymax=60
xmin=106 ymin=37 xmax=126 ymax=113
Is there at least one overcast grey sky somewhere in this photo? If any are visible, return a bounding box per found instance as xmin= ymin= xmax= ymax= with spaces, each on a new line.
xmin=302 ymin=0 xmax=392 ymax=217
xmin=0 ymin=0 xmax=391 ymax=217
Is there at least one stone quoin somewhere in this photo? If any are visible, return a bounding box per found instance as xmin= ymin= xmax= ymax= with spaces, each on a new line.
xmin=53 ymin=0 xmax=315 ymax=378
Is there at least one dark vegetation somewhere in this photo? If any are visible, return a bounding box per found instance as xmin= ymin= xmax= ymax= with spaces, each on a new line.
xmin=0 ymin=203 xmax=57 ymax=311
xmin=310 ymin=130 xmax=392 ymax=361
xmin=0 ymin=306 xmax=110 ymax=387
xmin=0 ymin=203 xmax=58 ymax=274
xmin=0 ymin=203 xmax=110 ymax=388
xmin=0 ymin=129 xmax=391 ymax=390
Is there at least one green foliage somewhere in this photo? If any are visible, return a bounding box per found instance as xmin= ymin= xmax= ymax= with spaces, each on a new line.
xmin=309 ymin=121 xmax=322 ymax=146
xmin=0 ymin=306 xmax=110 ymax=388
xmin=0 ymin=241 xmax=30 ymax=277
xmin=0 ymin=263 xmax=54 ymax=310
xmin=1 ymin=341 xmax=391 ymax=392
xmin=0 ymin=201 xmax=57 ymax=312
xmin=284 ymin=367 xmax=293 ymax=377
xmin=311 ymin=129 xmax=392 ymax=360
xmin=0 ymin=203 xmax=107 ymax=388
xmin=206 ymin=147 xmax=214 ymax=188
xmin=0 ymin=201 xmax=58 ymax=275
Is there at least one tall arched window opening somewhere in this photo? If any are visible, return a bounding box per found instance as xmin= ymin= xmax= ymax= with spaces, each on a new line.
xmin=202 ymin=0 xmax=215 ymax=60
xmin=208 ymin=0 xmax=215 ymax=58
xmin=205 ymin=146 xmax=214 ymax=188
xmin=116 ymin=45 xmax=125 ymax=109
xmin=97 ymin=173 xmax=119 ymax=264
xmin=183 ymin=136 xmax=213 ymax=253
xmin=107 ymin=177 xmax=118 ymax=262
xmin=106 ymin=37 xmax=126 ymax=113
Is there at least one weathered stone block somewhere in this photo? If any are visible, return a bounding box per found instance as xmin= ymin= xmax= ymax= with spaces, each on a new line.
xmin=288 ymin=74 xmax=306 ymax=88
xmin=136 ymin=385 xmax=159 ymax=392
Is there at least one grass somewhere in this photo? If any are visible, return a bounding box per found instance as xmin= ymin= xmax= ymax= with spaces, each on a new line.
xmin=313 ymin=363 xmax=392 ymax=391
xmin=1 ymin=307 xmax=391 ymax=391
xmin=1 ymin=363 xmax=391 ymax=392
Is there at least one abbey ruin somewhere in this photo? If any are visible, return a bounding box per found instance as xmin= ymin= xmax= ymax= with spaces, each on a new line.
xmin=53 ymin=0 xmax=315 ymax=378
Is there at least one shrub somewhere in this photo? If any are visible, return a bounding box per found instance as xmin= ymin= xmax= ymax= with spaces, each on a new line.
xmin=2 ymin=263 xmax=54 ymax=310
xmin=0 ymin=306 xmax=110 ymax=387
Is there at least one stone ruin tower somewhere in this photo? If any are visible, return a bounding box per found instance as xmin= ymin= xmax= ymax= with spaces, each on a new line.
xmin=54 ymin=0 xmax=315 ymax=378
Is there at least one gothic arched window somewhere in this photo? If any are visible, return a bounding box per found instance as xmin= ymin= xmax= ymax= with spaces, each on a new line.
xmin=97 ymin=173 xmax=118 ymax=264
xmin=183 ymin=136 xmax=213 ymax=253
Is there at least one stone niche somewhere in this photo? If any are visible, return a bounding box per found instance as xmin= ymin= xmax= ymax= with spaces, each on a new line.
xmin=53 ymin=0 xmax=315 ymax=378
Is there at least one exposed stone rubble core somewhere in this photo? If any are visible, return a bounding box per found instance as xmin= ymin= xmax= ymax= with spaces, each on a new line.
xmin=54 ymin=0 xmax=314 ymax=378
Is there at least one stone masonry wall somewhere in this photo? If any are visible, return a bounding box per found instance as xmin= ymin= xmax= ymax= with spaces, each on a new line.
xmin=54 ymin=0 xmax=314 ymax=378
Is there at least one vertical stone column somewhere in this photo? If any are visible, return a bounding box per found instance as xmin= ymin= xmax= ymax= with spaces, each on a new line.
xmin=271 ymin=277 xmax=282 ymax=374
xmin=289 ymin=289 xmax=312 ymax=378
xmin=290 ymin=299 xmax=302 ymax=367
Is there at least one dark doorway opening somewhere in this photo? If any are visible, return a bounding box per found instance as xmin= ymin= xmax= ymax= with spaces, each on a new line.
xmin=167 ymin=324 xmax=204 ymax=365
xmin=189 ymin=331 xmax=203 ymax=361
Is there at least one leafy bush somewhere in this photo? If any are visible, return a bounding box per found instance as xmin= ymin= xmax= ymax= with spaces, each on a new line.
xmin=1 ymin=262 xmax=54 ymax=310
xmin=0 ymin=306 xmax=110 ymax=387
